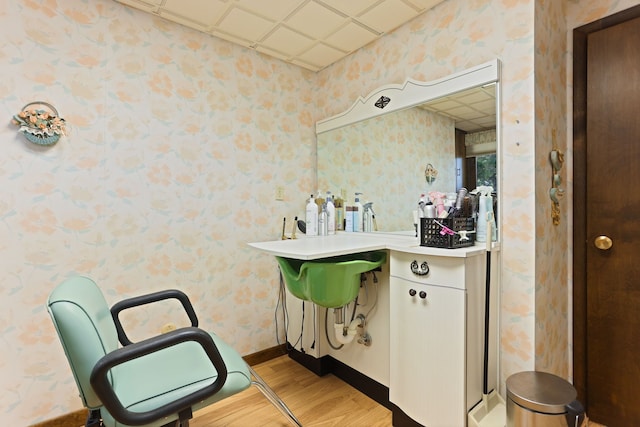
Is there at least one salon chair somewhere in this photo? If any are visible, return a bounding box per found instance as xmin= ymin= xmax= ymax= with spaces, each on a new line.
xmin=47 ymin=276 xmax=301 ymax=427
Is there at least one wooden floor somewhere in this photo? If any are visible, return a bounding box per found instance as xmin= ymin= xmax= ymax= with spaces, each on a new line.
xmin=190 ymin=355 xmax=392 ymax=426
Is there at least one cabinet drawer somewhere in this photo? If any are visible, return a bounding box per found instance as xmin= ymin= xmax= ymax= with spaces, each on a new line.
xmin=390 ymin=251 xmax=466 ymax=289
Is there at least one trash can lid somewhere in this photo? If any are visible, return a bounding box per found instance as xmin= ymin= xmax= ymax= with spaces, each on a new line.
xmin=506 ymin=371 xmax=577 ymax=414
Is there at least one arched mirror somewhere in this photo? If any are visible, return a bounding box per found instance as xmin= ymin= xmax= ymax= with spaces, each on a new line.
xmin=316 ymin=59 xmax=500 ymax=238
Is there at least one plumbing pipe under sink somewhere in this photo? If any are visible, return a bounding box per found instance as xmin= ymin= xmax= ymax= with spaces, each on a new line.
xmin=333 ymin=313 xmax=365 ymax=344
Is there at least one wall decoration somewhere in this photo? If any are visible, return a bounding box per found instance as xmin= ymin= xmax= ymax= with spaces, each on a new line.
xmin=12 ymin=102 xmax=66 ymax=146
xmin=425 ymin=163 xmax=438 ymax=184
xmin=549 ymin=130 xmax=564 ymax=225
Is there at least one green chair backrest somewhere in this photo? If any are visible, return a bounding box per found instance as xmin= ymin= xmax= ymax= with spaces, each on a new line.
xmin=47 ymin=276 xmax=119 ymax=409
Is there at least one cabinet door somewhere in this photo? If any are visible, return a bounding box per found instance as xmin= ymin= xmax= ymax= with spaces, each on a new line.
xmin=390 ymin=277 xmax=466 ymax=426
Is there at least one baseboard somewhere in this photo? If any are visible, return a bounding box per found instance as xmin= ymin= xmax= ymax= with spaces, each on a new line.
xmin=35 ymin=344 xmax=287 ymax=426
xmin=243 ymin=343 xmax=287 ymax=366
xmin=286 ymin=345 xmax=391 ymax=410
xmin=287 ymin=346 xmax=334 ymax=376
xmin=30 ymin=409 xmax=88 ymax=427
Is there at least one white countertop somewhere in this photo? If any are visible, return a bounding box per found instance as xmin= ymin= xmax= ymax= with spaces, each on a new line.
xmin=249 ymin=231 xmax=490 ymax=260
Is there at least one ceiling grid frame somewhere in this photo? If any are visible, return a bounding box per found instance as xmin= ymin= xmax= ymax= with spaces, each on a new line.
xmin=113 ymin=0 xmax=446 ymax=72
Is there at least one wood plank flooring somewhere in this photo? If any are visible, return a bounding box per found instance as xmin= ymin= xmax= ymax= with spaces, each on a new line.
xmin=190 ymin=355 xmax=392 ymax=426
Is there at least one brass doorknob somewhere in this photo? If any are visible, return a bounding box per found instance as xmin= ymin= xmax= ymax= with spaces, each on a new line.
xmin=594 ymin=235 xmax=613 ymax=250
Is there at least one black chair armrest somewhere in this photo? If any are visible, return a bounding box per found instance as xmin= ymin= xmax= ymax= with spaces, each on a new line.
xmin=90 ymin=327 xmax=228 ymax=426
xmin=111 ymin=289 xmax=198 ymax=346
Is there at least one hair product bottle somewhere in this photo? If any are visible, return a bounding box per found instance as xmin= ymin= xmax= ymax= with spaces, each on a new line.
xmin=305 ymin=194 xmax=318 ymax=236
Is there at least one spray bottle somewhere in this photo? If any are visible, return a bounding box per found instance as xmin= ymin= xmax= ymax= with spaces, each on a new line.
xmin=474 ymin=186 xmax=497 ymax=242
xmin=429 ymin=191 xmax=446 ymax=217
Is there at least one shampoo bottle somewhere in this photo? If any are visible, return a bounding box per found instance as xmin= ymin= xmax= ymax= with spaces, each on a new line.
xmin=345 ymin=206 xmax=354 ymax=232
xmin=353 ymin=193 xmax=363 ymax=232
xmin=326 ymin=192 xmax=336 ymax=235
xmin=306 ymin=194 xmax=318 ymax=236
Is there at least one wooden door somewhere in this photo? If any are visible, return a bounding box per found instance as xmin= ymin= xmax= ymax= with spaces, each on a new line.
xmin=574 ymin=7 xmax=640 ymax=426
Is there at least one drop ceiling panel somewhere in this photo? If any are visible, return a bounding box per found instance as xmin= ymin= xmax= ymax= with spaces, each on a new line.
xmin=235 ymin=0 xmax=301 ymax=21
xmin=262 ymin=26 xmax=314 ymax=56
xmin=112 ymin=0 xmax=446 ymax=71
xmin=162 ymin=0 xmax=227 ymax=26
xmin=285 ymin=2 xmax=346 ymax=39
xmin=357 ymin=0 xmax=419 ymax=33
xmin=325 ymin=22 xmax=379 ymax=52
xmin=420 ymin=84 xmax=497 ymax=132
xmin=298 ymin=43 xmax=346 ymax=68
xmin=320 ymin=0 xmax=381 ymax=17
xmin=217 ymin=7 xmax=275 ymax=41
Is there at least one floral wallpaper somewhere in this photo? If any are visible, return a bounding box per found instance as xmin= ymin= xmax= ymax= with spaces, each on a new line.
xmin=0 ymin=1 xmax=315 ymax=424
xmin=317 ymin=107 xmax=455 ymax=232
xmin=1 ymin=0 xmax=639 ymax=424
xmin=533 ymin=0 xmax=570 ymax=378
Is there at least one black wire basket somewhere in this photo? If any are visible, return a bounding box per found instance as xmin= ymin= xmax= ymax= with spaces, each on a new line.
xmin=420 ymin=217 xmax=475 ymax=248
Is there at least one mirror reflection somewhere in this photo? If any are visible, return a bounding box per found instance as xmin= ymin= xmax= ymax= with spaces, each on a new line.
xmin=316 ymin=64 xmax=498 ymax=233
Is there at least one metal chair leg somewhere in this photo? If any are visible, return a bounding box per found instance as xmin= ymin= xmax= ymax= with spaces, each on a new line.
xmin=248 ymin=366 xmax=303 ymax=427
xmin=85 ymin=409 xmax=102 ymax=427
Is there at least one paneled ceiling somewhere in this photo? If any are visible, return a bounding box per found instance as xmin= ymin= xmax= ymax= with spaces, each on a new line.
xmin=113 ymin=0 xmax=445 ymax=72
xmin=420 ymin=84 xmax=497 ymax=133
xmin=112 ymin=0 xmax=496 ymax=131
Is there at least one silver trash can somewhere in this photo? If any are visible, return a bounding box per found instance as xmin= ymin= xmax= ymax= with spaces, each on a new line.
xmin=506 ymin=371 xmax=585 ymax=427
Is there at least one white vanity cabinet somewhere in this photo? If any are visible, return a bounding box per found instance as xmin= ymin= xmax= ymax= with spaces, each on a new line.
xmin=389 ymin=250 xmax=485 ymax=426
xmin=249 ymin=234 xmax=495 ymax=427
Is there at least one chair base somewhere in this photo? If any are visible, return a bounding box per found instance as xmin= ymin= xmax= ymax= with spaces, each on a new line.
xmin=249 ymin=366 xmax=303 ymax=427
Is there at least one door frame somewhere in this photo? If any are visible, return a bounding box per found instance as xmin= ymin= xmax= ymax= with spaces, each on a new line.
xmin=572 ymin=4 xmax=640 ymax=404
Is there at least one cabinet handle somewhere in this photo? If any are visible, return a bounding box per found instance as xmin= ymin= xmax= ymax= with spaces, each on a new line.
xmin=419 ymin=291 xmax=427 ymax=299
xmin=410 ymin=260 xmax=430 ymax=276
xmin=409 ymin=289 xmax=417 ymax=297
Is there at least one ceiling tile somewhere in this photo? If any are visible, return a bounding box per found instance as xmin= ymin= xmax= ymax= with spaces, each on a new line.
xmin=358 ymin=0 xmax=420 ymax=33
xmin=162 ymin=0 xmax=228 ymax=26
xmin=261 ymin=26 xmax=314 ymax=56
xmin=297 ymin=43 xmax=345 ymax=67
xmin=448 ymin=106 xmax=485 ymax=121
xmin=218 ymin=7 xmax=275 ymax=42
xmin=113 ymin=0 xmax=444 ymax=72
xmin=324 ymin=21 xmax=379 ymax=51
xmin=285 ymin=2 xmax=346 ymax=39
xmin=319 ymin=0 xmax=381 ymax=17
xmin=235 ymin=0 xmax=302 ymax=21
xmin=469 ymin=99 xmax=497 ymax=112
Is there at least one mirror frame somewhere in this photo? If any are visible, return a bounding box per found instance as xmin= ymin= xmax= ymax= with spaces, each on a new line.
xmin=317 ymin=59 xmax=500 ymax=134
xmin=315 ymin=59 xmax=502 ymax=240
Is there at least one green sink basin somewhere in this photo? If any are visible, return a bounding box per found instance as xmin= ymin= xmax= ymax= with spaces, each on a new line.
xmin=276 ymin=251 xmax=386 ymax=308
